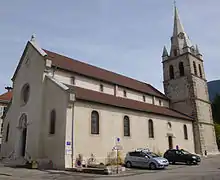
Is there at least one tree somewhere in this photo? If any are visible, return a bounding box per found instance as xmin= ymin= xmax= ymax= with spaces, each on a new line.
xmin=211 ymin=94 xmax=220 ymax=124
xmin=214 ymin=123 xmax=220 ymax=149
xmin=211 ymin=94 xmax=220 ymax=149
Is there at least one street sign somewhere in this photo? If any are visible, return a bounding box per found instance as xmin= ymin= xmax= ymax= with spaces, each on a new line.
xmin=113 ymin=145 xmax=123 ymax=150
xmin=66 ymin=141 xmax=71 ymax=146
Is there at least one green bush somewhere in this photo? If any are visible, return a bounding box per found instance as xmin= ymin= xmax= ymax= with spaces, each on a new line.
xmin=214 ymin=123 xmax=220 ymax=149
xmin=106 ymin=151 xmax=123 ymax=166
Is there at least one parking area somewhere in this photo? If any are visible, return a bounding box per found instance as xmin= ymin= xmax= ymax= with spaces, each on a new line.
xmin=0 ymin=155 xmax=220 ymax=180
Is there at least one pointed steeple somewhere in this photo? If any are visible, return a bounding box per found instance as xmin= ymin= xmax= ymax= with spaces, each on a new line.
xmin=162 ymin=46 xmax=168 ymax=57
xmin=170 ymin=3 xmax=192 ymax=56
xmin=173 ymin=4 xmax=185 ymax=37
xmin=162 ymin=46 xmax=169 ymax=61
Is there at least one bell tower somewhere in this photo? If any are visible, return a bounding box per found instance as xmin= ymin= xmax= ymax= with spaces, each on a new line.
xmin=162 ymin=5 xmax=218 ymax=155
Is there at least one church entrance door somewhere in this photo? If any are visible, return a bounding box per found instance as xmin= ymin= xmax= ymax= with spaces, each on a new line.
xmin=168 ymin=136 xmax=173 ymax=149
xmin=21 ymin=127 xmax=27 ymax=157
xmin=18 ymin=114 xmax=28 ymax=157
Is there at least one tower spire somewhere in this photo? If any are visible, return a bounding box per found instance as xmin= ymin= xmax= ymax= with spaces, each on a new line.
xmin=173 ymin=2 xmax=185 ymax=37
xmin=162 ymin=46 xmax=168 ymax=57
xmin=170 ymin=3 xmax=192 ymax=56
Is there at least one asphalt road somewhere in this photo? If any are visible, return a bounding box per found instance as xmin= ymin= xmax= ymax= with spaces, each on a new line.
xmin=0 ymin=155 xmax=220 ymax=180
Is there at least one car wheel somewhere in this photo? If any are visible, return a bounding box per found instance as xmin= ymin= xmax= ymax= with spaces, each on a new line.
xmin=171 ymin=161 xmax=175 ymax=165
xmin=186 ymin=161 xmax=191 ymax=165
xmin=126 ymin=161 xmax=132 ymax=168
xmin=194 ymin=161 xmax=199 ymax=165
xmin=149 ymin=163 xmax=156 ymax=170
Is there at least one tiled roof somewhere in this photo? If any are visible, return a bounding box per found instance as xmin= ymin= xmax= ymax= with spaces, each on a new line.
xmin=0 ymin=91 xmax=12 ymax=103
xmin=68 ymin=85 xmax=193 ymax=121
xmin=44 ymin=49 xmax=168 ymax=100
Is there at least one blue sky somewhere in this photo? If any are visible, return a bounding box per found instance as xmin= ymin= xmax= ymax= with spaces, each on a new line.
xmin=0 ymin=0 xmax=220 ymax=94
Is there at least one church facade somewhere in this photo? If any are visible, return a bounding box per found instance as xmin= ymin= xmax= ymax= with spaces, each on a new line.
xmin=0 ymin=6 xmax=218 ymax=169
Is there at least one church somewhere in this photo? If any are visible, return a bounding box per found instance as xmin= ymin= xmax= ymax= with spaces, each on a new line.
xmin=0 ymin=6 xmax=218 ymax=169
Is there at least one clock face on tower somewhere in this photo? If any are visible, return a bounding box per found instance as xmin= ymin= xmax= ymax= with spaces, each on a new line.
xmin=178 ymin=32 xmax=185 ymax=39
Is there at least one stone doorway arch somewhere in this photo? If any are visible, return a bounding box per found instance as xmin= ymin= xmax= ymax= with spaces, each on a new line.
xmin=18 ymin=114 xmax=28 ymax=157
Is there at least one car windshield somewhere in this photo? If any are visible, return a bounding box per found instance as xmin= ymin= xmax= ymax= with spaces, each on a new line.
xmin=180 ymin=149 xmax=190 ymax=154
xmin=146 ymin=152 xmax=159 ymax=158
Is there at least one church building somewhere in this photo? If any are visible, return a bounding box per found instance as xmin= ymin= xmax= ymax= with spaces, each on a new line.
xmin=0 ymin=88 xmax=12 ymax=147
xmin=0 ymin=6 xmax=218 ymax=169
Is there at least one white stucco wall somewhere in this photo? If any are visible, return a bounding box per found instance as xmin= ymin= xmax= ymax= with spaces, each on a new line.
xmin=53 ymin=70 xmax=169 ymax=107
xmin=54 ymin=70 xmax=115 ymax=95
xmin=1 ymin=43 xmax=46 ymax=159
xmin=72 ymin=101 xmax=194 ymax=164
xmin=42 ymin=77 xmax=69 ymax=169
xmin=117 ymin=87 xmax=153 ymax=103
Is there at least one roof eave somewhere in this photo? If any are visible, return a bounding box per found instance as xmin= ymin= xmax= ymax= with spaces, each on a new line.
xmin=11 ymin=41 xmax=48 ymax=82
xmin=75 ymin=97 xmax=193 ymax=121
xmin=0 ymin=99 xmax=10 ymax=104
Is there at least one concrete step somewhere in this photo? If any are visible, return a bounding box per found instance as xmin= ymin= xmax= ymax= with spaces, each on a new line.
xmin=2 ymin=157 xmax=27 ymax=167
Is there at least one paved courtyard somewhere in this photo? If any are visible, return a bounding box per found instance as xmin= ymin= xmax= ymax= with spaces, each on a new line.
xmin=0 ymin=155 xmax=220 ymax=180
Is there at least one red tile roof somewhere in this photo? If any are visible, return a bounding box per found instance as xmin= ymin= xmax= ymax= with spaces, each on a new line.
xmin=68 ymin=86 xmax=192 ymax=121
xmin=43 ymin=49 xmax=168 ymax=100
xmin=0 ymin=91 xmax=12 ymax=103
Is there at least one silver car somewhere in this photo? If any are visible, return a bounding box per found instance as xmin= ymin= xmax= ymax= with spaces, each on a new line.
xmin=124 ymin=150 xmax=169 ymax=170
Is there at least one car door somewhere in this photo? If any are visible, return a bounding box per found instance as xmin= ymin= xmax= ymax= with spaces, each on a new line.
xmin=128 ymin=152 xmax=139 ymax=167
xmin=175 ymin=150 xmax=185 ymax=162
xmin=166 ymin=150 xmax=175 ymax=162
xmin=138 ymin=152 xmax=150 ymax=168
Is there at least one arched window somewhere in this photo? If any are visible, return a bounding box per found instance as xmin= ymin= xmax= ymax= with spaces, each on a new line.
xmin=49 ymin=109 xmax=56 ymax=135
xmin=148 ymin=119 xmax=154 ymax=138
xmin=179 ymin=62 xmax=185 ymax=76
xmin=91 ymin=111 xmax=99 ymax=134
xmin=169 ymin=65 xmax=174 ymax=79
xmin=5 ymin=123 xmax=9 ymax=142
xmin=193 ymin=61 xmax=197 ymax=76
xmin=71 ymin=76 xmax=75 ymax=85
xmin=183 ymin=124 xmax=188 ymax=140
xmin=124 ymin=116 xmax=130 ymax=136
xmin=123 ymin=90 xmax=127 ymax=97
xmin=21 ymin=83 xmax=30 ymax=105
xmin=198 ymin=64 xmax=202 ymax=78
xmin=100 ymin=84 xmax=104 ymax=92
xmin=143 ymin=95 xmax=146 ymax=102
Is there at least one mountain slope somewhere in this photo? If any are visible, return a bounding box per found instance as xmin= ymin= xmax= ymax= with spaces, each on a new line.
xmin=208 ymin=80 xmax=220 ymax=102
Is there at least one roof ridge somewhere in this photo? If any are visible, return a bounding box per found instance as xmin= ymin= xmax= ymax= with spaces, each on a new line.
xmin=43 ymin=49 xmax=168 ymax=99
xmin=44 ymin=49 xmax=154 ymax=85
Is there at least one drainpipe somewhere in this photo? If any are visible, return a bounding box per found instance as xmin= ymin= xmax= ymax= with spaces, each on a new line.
xmin=71 ymin=104 xmax=74 ymax=168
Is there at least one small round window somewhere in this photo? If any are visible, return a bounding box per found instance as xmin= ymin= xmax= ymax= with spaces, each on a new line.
xmin=21 ymin=83 xmax=30 ymax=105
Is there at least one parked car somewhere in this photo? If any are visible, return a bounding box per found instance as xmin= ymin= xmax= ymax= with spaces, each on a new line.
xmin=124 ymin=149 xmax=169 ymax=170
xmin=163 ymin=149 xmax=201 ymax=165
